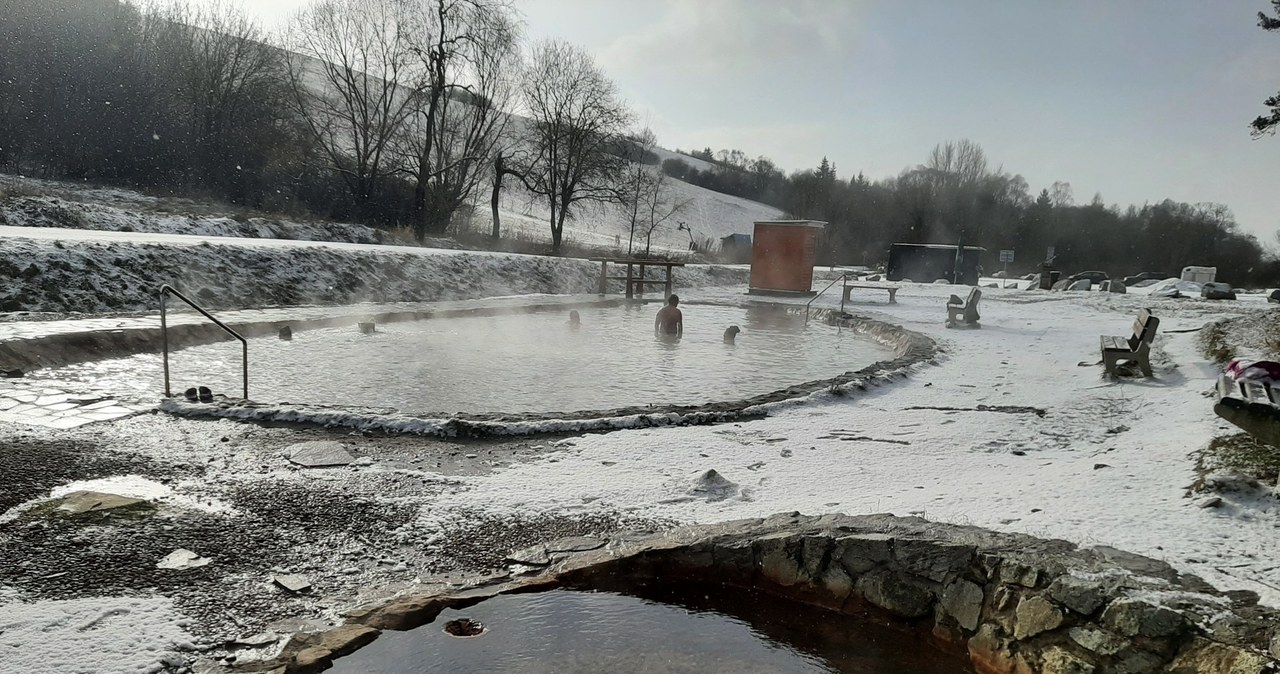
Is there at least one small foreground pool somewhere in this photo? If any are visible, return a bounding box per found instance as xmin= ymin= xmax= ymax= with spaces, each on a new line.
xmin=34 ymin=303 xmax=894 ymax=415
xmin=330 ymin=585 xmax=974 ymax=674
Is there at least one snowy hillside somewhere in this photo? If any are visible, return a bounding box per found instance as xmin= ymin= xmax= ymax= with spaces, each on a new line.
xmin=1 ymin=167 xmax=780 ymax=255
xmin=488 ymin=175 xmax=781 ymax=254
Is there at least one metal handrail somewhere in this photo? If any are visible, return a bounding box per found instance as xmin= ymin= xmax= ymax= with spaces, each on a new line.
xmin=805 ymin=272 xmax=851 ymax=324
xmin=159 ymin=284 xmax=248 ymax=400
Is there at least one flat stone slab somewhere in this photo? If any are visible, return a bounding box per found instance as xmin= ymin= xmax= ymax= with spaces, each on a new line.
xmin=0 ymin=384 xmax=139 ymax=429
xmin=545 ymin=536 xmax=606 ymax=553
xmin=287 ymin=441 xmax=354 ymax=467
xmin=229 ymin=632 xmax=281 ymax=648
xmin=156 ymin=547 xmax=212 ymax=570
xmin=156 ymin=548 xmax=212 ymax=570
xmin=273 ymin=574 xmax=312 ymax=593
xmin=506 ymin=545 xmax=552 ymax=566
xmin=56 ymin=491 xmax=145 ymax=514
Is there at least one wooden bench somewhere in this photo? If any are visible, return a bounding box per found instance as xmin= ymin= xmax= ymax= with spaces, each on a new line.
xmin=842 ymin=284 xmax=898 ymax=304
xmin=1215 ymin=375 xmax=1280 ymax=447
xmin=945 ymin=287 xmax=981 ymax=328
xmin=1100 ymin=309 xmax=1159 ymax=377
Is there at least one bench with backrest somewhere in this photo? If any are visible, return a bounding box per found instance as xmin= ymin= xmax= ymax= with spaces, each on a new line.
xmin=1214 ymin=374 xmax=1280 ymax=447
xmin=945 ymin=287 xmax=981 ymax=328
xmin=842 ymin=283 xmax=898 ymax=304
xmin=1100 ymin=309 xmax=1159 ymax=377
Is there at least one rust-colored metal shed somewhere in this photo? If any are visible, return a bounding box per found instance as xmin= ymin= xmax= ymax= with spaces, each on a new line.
xmin=748 ymin=220 xmax=827 ymax=295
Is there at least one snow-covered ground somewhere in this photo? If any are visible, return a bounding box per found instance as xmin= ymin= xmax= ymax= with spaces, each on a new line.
xmin=409 ymin=283 xmax=1280 ymax=605
xmin=0 ymin=174 xmax=397 ymax=246
xmin=2 ymin=231 xmax=1279 ymax=671
xmin=0 ymin=225 xmax=747 ymax=313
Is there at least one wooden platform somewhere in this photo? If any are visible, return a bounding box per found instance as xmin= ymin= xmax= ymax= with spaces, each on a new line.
xmin=590 ymin=258 xmax=685 ymax=299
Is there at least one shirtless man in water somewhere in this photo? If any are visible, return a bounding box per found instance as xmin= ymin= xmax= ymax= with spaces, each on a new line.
xmin=654 ymin=294 xmax=683 ymax=338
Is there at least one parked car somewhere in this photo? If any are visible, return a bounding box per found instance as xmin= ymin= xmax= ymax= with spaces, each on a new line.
xmin=1066 ymin=271 xmax=1109 ymax=286
xmin=1121 ymin=271 xmax=1167 ymax=286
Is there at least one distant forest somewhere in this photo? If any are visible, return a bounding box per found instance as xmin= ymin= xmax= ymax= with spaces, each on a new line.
xmin=665 ymin=143 xmax=1276 ymax=284
xmin=2 ymin=0 xmax=1277 ymax=283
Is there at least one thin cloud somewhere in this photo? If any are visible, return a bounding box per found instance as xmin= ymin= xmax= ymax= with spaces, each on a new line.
xmin=599 ymin=0 xmax=865 ymax=77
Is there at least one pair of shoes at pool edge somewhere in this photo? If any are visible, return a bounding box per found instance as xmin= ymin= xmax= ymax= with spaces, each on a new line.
xmin=183 ymin=386 xmax=214 ymax=403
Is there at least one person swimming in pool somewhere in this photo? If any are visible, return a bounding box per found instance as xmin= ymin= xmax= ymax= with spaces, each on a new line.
xmin=654 ymin=294 xmax=683 ymax=338
xmin=568 ymin=310 xmax=581 ymax=329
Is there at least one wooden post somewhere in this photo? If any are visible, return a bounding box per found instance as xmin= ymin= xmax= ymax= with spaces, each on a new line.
xmin=597 ymin=260 xmax=608 ymax=295
xmin=637 ymin=263 xmax=646 ymax=296
xmin=625 ymin=262 xmax=634 ymax=299
xmin=664 ymin=264 xmax=673 ymax=299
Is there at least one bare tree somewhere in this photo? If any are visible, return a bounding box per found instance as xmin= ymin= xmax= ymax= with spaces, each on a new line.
xmin=619 ymin=127 xmax=657 ymax=255
xmin=521 ymin=40 xmax=633 ymax=252
xmin=399 ymin=0 xmax=519 ymax=240
xmin=147 ymin=1 xmax=287 ymax=191
xmin=924 ymin=138 xmax=989 ymax=190
xmin=1049 ymin=180 xmax=1074 ymax=208
xmin=639 ymin=167 xmax=691 ymax=255
xmin=284 ymin=0 xmax=418 ymax=218
xmin=615 ymin=128 xmax=691 ymax=255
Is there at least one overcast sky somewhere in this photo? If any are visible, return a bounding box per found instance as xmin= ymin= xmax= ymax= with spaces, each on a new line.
xmin=233 ymin=0 xmax=1280 ymax=238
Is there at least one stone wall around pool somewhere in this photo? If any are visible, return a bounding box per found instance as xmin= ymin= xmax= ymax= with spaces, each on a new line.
xmin=239 ymin=512 xmax=1280 ymax=674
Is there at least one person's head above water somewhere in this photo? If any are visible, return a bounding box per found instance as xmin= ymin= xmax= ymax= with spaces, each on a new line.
xmin=569 ymin=310 xmax=580 ymax=324
xmin=667 ymin=294 xmax=679 ymax=306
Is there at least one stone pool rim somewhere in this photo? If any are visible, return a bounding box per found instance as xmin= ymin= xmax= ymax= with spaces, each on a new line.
xmin=226 ymin=512 xmax=1280 ymax=674
xmin=154 ymin=302 xmax=937 ymax=437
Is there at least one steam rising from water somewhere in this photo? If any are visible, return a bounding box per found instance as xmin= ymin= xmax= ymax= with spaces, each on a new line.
xmin=37 ymin=304 xmax=892 ymax=415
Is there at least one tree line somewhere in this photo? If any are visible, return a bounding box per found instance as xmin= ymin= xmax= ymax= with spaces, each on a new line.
xmin=657 ymin=140 xmax=1275 ymax=285
xmin=0 ymin=0 xmax=686 ymax=253
xmin=2 ymin=0 xmax=1275 ymax=277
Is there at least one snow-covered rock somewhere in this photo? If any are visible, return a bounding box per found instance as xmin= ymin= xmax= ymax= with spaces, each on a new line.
xmin=1147 ymin=278 xmax=1203 ymax=298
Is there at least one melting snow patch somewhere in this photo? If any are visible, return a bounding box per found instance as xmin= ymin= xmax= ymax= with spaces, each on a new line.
xmin=0 ymin=596 xmax=193 ymax=674
xmin=47 ymin=475 xmax=238 ymax=516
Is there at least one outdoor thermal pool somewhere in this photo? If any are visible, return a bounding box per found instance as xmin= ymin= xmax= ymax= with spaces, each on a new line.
xmin=32 ymin=302 xmax=895 ymax=415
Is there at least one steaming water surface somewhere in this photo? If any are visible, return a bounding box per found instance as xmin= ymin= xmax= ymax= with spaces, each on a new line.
xmin=328 ymin=587 xmax=974 ymax=674
xmin=36 ymin=303 xmax=894 ymax=414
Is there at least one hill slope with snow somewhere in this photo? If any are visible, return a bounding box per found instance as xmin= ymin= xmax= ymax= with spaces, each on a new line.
xmin=1 ymin=166 xmax=781 ymax=256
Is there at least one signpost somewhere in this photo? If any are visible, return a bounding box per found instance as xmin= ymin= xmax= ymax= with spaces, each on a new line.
xmin=999 ymin=249 xmax=1014 ymax=288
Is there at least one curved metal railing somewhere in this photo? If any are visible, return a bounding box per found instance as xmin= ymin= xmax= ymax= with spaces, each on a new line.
xmin=805 ymin=272 xmax=851 ymax=324
xmin=159 ymin=284 xmax=247 ymax=400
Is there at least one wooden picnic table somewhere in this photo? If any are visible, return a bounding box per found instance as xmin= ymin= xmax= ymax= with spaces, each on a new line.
xmin=589 ymin=258 xmax=685 ymax=299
